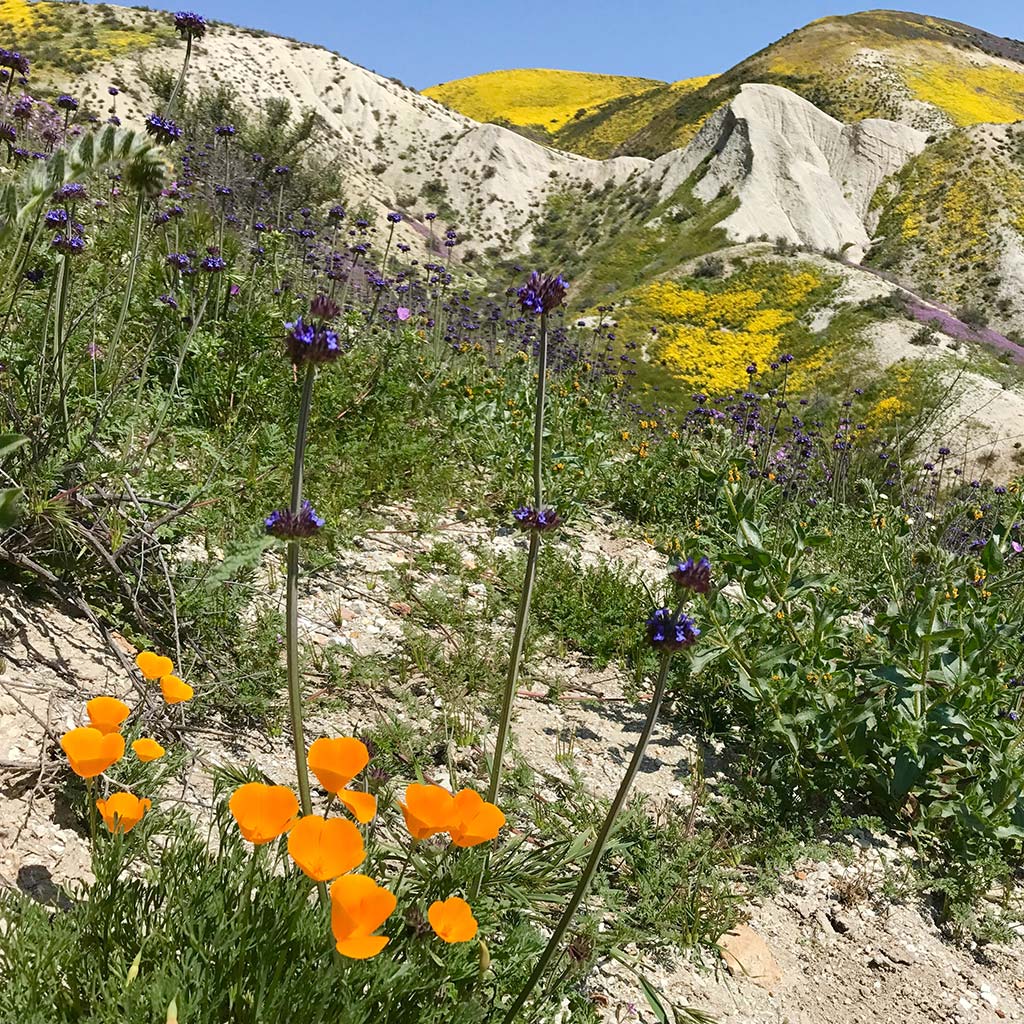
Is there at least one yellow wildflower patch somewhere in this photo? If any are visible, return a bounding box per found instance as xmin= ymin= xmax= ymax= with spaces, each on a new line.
xmin=906 ymin=63 xmax=1024 ymax=127
xmin=424 ymin=69 xmax=666 ymax=133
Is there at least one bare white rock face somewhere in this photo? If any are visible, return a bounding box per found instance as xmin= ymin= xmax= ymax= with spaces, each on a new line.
xmin=649 ymin=84 xmax=928 ymax=261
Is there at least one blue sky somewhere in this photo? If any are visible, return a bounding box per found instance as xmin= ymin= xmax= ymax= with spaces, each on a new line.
xmin=150 ymin=2 xmax=1020 ymax=88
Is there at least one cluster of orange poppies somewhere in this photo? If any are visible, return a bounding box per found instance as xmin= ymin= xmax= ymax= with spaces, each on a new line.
xmin=57 ymin=651 xmax=191 ymax=834
xmin=228 ymin=738 xmax=504 ymax=958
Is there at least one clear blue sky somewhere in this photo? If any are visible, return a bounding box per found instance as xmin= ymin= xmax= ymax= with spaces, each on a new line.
xmin=138 ymin=2 xmax=1021 ymax=88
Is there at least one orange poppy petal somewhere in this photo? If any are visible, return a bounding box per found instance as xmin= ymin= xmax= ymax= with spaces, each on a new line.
xmin=330 ymin=874 xmax=396 ymax=941
xmin=307 ymin=737 xmax=370 ymax=795
xmin=335 ymin=934 xmax=390 ymax=960
xmin=131 ymin=738 xmax=166 ymax=762
xmin=428 ymin=896 xmax=479 ymax=943
xmin=287 ymin=815 xmax=365 ymax=882
xmin=338 ymin=789 xmax=377 ymax=824
xmin=450 ymin=789 xmax=505 ymax=847
xmin=229 ymin=782 xmax=299 ymax=845
xmin=160 ymin=675 xmax=194 ymax=705
xmin=400 ymin=783 xmax=455 ymax=840
xmin=60 ymin=728 xmax=125 ymax=779
xmin=136 ymin=652 xmax=174 ymax=681
xmin=96 ymin=792 xmax=151 ymax=834
xmin=86 ymin=696 xmax=130 ymax=735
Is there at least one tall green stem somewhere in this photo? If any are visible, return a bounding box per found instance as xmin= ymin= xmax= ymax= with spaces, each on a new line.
xmin=501 ymin=652 xmax=674 ymax=1024
xmin=486 ymin=313 xmax=549 ymax=804
xmin=109 ymin=193 xmax=146 ymax=362
xmin=287 ymin=365 xmax=317 ymax=820
xmin=164 ymin=37 xmax=192 ymax=118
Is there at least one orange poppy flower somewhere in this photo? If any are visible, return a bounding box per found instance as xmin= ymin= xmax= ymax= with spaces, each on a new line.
xmin=131 ymin=737 xmax=166 ymax=762
xmin=449 ymin=789 xmax=505 ymax=848
xmin=400 ymin=783 xmax=455 ymax=841
xmin=428 ymin=896 xmax=478 ymax=943
xmin=160 ymin=675 xmax=194 ymax=705
xmin=287 ymin=815 xmax=365 ymax=881
xmin=86 ymin=696 xmax=130 ymax=735
xmin=96 ymin=792 xmax=151 ymax=834
xmin=338 ymin=789 xmax=377 ymax=824
xmin=229 ymin=782 xmax=299 ymax=844
xmin=307 ymin=737 xmax=369 ymax=794
xmin=136 ymin=651 xmax=174 ymax=681
xmin=60 ymin=728 xmax=125 ymax=779
xmin=330 ymin=874 xmax=396 ymax=959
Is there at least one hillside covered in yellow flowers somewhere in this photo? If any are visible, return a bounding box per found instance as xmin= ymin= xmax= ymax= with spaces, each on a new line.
xmin=431 ymin=10 xmax=1024 ymax=158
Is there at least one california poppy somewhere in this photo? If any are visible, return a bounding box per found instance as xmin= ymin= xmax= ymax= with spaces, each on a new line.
xmin=307 ymin=736 xmax=368 ymax=793
xmin=60 ymin=728 xmax=125 ymax=779
xmin=131 ymin=737 xmax=166 ymax=762
xmin=330 ymin=874 xmax=396 ymax=959
xmin=400 ymin=783 xmax=455 ymax=840
xmin=449 ymin=789 xmax=505 ymax=848
xmin=96 ymin=792 xmax=151 ymax=834
xmin=86 ymin=696 xmax=130 ymax=735
xmin=229 ymin=782 xmax=299 ymax=844
xmin=160 ymin=675 xmax=194 ymax=705
xmin=338 ymin=789 xmax=377 ymax=824
xmin=428 ymin=896 xmax=478 ymax=943
xmin=136 ymin=651 xmax=174 ymax=680
xmin=287 ymin=815 xmax=365 ymax=881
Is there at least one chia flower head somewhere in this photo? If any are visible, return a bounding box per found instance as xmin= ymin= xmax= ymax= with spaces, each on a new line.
xmin=387 ymin=211 xmax=402 ymax=224
xmin=145 ymin=114 xmax=182 ymax=145
xmin=0 ymin=122 xmax=16 ymax=144
xmin=200 ymin=255 xmax=226 ymax=273
xmin=671 ymin=556 xmax=711 ymax=595
xmin=166 ymin=252 xmax=191 ymax=271
xmin=174 ymin=11 xmax=207 ymax=40
xmin=108 ymin=86 xmax=119 ymax=96
xmin=646 ymin=609 xmax=700 ymax=652
xmin=512 ymin=506 xmax=562 ymax=533
xmin=285 ymin=296 xmax=342 ymax=365
xmin=273 ymin=164 xmax=290 ymax=176
xmin=265 ymin=500 xmax=325 ymax=539
xmin=56 ymin=94 xmax=78 ymax=112
xmin=51 ymin=232 xmax=85 ymax=255
xmin=45 ymin=208 xmax=69 ymax=227
xmin=0 ymin=50 xmax=30 ymax=77
xmin=214 ymin=123 xmax=236 ymax=137
xmin=517 ymin=271 xmax=568 ymax=315
xmin=327 ymin=204 xmax=345 ymax=222
xmin=158 ymin=293 xmax=179 ymax=309
xmin=12 ymin=96 xmax=31 ymax=120
xmin=425 ymin=212 xmax=437 ymax=221
xmin=54 ymin=182 xmax=86 ymax=202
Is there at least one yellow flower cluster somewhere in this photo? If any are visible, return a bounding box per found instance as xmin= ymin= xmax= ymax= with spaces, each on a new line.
xmin=613 ymin=266 xmax=823 ymax=393
xmin=1 ymin=0 xmax=36 ymax=31
xmin=424 ymin=69 xmax=665 ymax=133
xmin=906 ymin=64 xmax=1024 ymax=127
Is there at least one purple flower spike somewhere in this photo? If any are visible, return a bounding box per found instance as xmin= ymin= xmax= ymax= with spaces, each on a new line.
xmin=646 ymin=609 xmax=700 ymax=652
xmin=671 ymin=556 xmax=711 ymax=595
xmin=265 ymin=500 xmax=325 ymax=539
xmin=517 ymin=271 xmax=568 ymax=315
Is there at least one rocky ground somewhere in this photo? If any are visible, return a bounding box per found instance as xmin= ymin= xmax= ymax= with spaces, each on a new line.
xmin=1 ymin=506 xmax=1022 ymax=1023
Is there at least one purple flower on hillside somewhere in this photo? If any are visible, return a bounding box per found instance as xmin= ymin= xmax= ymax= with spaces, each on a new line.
xmin=201 ymin=255 xmax=226 ymax=272
xmin=54 ymin=183 xmax=86 ymax=202
xmin=0 ymin=122 xmax=16 ymax=144
xmin=396 ymin=307 xmax=411 ymax=321
xmin=0 ymin=50 xmax=30 ymax=76
xmin=273 ymin=165 xmax=289 ymax=176
xmin=24 ymin=267 xmax=44 ymax=284
xmin=671 ymin=556 xmax=711 ymax=595
xmin=145 ymin=114 xmax=182 ymax=145
xmin=328 ymin=205 xmax=345 ymax=222
xmin=214 ymin=124 xmax=236 ymax=137
xmin=44 ymin=209 xmax=68 ymax=227
xmin=56 ymin=94 xmax=78 ymax=112
xmin=265 ymin=500 xmax=325 ymax=539
xmin=512 ymin=506 xmax=562 ymax=532
xmin=166 ymin=252 xmax=191 ymax=271
xmin=387 ymin=211 xmax=402 ymax=224
xmin=174 ymin=11 xmax=207 ymax=40
xmin=517 ymin=271 xmax=568 ymax=315
xmin=158 ymin=293 xmax=179 ymax=309
xmin=108 ymin=115 xmax=121 ymax=126
xmin=108 ymin=86 xmax=119 ymax=96
xmin=285 ymin=296 xmax=342 ymax=364
xmin=12 ymin=96 xmax=31 ymax=120
xmin=646 ymin=609 xmax=700 ymax=652
xmin=425 ymin=212 xmax=436 ymax=221
xmin=51 ymin=232 xmax=85 ymax=255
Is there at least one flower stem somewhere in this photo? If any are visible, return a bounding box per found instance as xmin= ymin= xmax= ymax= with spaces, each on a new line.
xmin=486 ymin=312 xmax=549 ymax=805
xmin=286 ymin=363 xmax=317 ymax=822
xmin=501 ymin=652 xmax=674 ymax=1024
xmin=164 ymin=37 xmax=192 ymax=118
